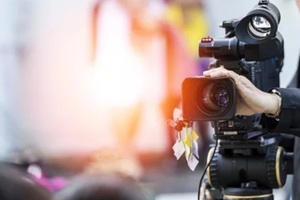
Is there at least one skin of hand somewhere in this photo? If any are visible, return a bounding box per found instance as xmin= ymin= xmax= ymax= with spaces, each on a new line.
xmin=203 ymin=66 xmax=280 ymax=116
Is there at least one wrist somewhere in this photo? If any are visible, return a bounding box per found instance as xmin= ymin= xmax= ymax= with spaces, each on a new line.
xmin=265 ymin=89 xmax=281 ymax=120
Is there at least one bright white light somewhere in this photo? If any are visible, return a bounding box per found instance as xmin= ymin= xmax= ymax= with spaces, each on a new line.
xmin=91 ymin=49 xmax=146 ymax=107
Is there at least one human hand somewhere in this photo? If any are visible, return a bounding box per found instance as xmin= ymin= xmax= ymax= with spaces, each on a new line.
xmin=203 ymin=66 xmax=280 ymax=116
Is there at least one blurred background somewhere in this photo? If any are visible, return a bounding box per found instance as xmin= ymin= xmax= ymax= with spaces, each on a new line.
xmin=0 ymin=0 xmax=299 ymax=199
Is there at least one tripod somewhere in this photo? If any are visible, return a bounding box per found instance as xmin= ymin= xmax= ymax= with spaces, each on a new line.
xmin=204 ymin=130 xmax=293 ymax=200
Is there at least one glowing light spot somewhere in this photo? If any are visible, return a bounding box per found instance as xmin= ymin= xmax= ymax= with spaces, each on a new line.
xmin=91 ymin=50 xmax=146 ymax=107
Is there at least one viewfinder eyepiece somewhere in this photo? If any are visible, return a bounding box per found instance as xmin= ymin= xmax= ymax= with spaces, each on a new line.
xmin=235 ymin=0 xmax=280 ymax=44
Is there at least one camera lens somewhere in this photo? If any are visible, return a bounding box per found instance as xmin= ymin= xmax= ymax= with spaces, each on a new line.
xmin=182 ymin=77 xmax=236 ymax=121
xmin=197 ymin=82 xmax=230 ymax=115
xmin=248 ymin=16 xmax=271 ymax=39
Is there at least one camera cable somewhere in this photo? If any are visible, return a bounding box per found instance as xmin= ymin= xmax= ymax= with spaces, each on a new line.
xmin=197 ymin=121 xmax=219 ymax=200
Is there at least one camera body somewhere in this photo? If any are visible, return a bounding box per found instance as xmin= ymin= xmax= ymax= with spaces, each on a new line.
xmin=182 ymin=18 xmax=284 ymax=137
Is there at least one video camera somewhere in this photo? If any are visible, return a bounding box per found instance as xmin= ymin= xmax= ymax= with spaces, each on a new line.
xmin=181 ymin=1 xmax=293 ymax=199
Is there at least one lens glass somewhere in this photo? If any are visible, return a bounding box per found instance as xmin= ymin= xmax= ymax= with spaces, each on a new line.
xmin=248 ymin=16 xmax=271 ymax=39
xmin=197 ymin=82 xmax=230 ymax=114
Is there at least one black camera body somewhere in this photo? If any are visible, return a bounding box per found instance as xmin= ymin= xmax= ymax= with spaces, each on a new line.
xmin=182 ymin=19 xmax=284 ymax=127
xmin=182 ymin=18 xmax=284 ymax=141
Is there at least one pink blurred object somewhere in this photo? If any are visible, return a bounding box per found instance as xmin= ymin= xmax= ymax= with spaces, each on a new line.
xmin=27 ymin=164 xmax=68 ymax=192
xmin=32 ymin=176 xmax=68 ymax=192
